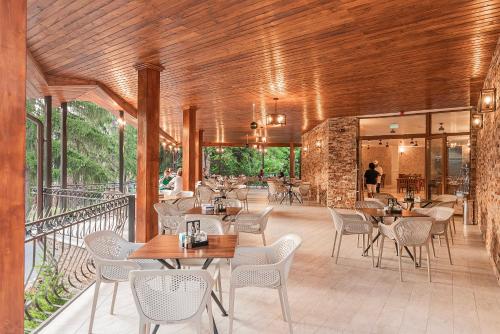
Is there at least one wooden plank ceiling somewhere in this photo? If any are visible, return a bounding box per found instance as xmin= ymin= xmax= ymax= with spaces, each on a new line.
xmin=26 ymin=0 xmax=500 ymax=143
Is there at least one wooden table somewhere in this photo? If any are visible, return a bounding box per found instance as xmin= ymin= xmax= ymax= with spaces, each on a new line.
xmin=357 ymin=208 xmax=429 ymax=265
xmin=158 ymin=194 xmax=193 ymax=202
xmin=129 ymin=234 xmax=237 ymax=334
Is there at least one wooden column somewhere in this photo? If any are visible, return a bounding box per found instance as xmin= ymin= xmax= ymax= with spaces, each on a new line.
xmin=182 ymin=106 xmax=197 ymax=191
xmin=60 ymin=102 xmax=68 ymax=188
xmin=118 ymin=110 xmax=125 ymax=193
xmin=44 ymin=95 xmax=52 ymax=188
xmin=134 ymin=63 xmax=163 ymax=242
xmin=0 ymin=0 xmax=26 ymax=332
xmin=290 ymin=143 xmax=295 ymax=178
xmin=197 ymin=129 xmax=204 ymax=181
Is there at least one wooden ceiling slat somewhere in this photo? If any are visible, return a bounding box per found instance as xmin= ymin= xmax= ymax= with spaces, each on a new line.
xmin=26 ymin=0 xmax=500 ymax=143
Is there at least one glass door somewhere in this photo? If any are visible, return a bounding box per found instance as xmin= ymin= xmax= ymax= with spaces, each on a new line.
xmin=428 ymin=137 xmax=445 ymax=198
xmin=445 ymin=135 xmax=470 ymax=195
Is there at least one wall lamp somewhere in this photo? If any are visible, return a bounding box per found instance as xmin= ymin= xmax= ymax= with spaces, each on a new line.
xmin=471 ymin=113 xmax=483 ymax=129
xmin=478 ymin=88 xmax=496 ymax=113
xmin=315 ymin=139 xmax=322 ymax=149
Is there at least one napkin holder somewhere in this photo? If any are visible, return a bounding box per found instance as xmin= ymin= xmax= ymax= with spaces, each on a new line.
xmin=182 ymin=220 xmax=208 ymax=248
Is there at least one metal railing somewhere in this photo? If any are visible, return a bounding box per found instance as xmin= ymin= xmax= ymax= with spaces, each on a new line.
xmin=27 ymin=188 xmax=126 ymax=222
xmin=24 ymin=194 xmax=135 ymax=333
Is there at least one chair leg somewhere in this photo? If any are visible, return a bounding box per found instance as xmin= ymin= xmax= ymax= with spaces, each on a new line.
xmin=362 ymin=234 xmax=366 ymax=251
xmin=398 ymin=245 xmax=403 ymax=282
xmin=430 ymin=236 xmax=436 ymax=257
xmin=444 ymin=230 xmax=453 ymax=265
xmin=110 ymin=282 xmax=118 ymax=315
xmin=426 ymin=243 xmax=432 ymax=282
xmin=228 ymin=286 xmax=235 ymax=334
xmin=278 ymin=287 xmax=288 ymax=321
xmin=377 ymin=236 xmax=385 ymax=268
xmin=448 ymin=222 xmax=454 ymax=245
xmin=217 ymin=267 xmax=223 ymax=303
xmin=419 ymin=246 xmax=422 ymax=265
xmin=331 ymin=230 xmax=338 ymax=258
xmin=335 ymin=233 xmax=343 ymax=264
xmin=139 ymin=319 xmax=145 ymax=334
xmin=452 ymin=216 xmax=456 ymax=233
xmin=145 ymin=323 xmax=151 ymax=334
xmin=370 ymin=233 xmax=375 ymax=267
xmin=357 ymin=234 xmax=360 ymax=248
xmin=413 ymin=246 xmax=417 ymax=269
xmin=207 ymin=297 xmax=214 ymax=334
xmin=88 ymin=279 xmax=101 ymax=333
xmin=281 ymin=285 xmax=293 ymax=334
xmin=261 ymin=233 xmax=266 ymax=246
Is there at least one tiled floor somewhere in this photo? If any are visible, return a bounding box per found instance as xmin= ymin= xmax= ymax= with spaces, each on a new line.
xmin=39 ymin=190 xmax=500 ymax=334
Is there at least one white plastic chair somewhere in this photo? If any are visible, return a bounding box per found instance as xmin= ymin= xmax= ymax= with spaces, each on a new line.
xmin=329 ymin=208 xmax=374 ymax=266
xmin=229 ymin=234 xmax=302 ymax=334
xmin=129 ymin=269 xmax=214 ymax=334
xmin=197 ymin=185 xmax=215 ymax=205
xmin=292 ymin=183 xmax=311 ymax=203
xmin=84 ymin=231 xmax=161 ymax=333
xmin=235 ymin=188 xmax=249 ymax=210
xmin=378 ymin=218 xmax=433 ymax=282
xmin=154 ymin=202 xmax=183 ymax=235
xmin=176 ymin=197 xmax=196 ymax=213
xmin=414 ymin=206 xmax=454 ymax=264
xmin=176 ymin=217 xmax=225 ymax=302
xmin=233 ymin=206 xmax=273 ymax=245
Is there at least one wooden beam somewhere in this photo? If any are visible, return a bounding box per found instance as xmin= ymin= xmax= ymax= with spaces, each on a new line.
xmin=135 ymin=63 xmax=163 ymax=242
xmin=44 ymin=95 xmax=52 ymax=188
xmin=203 ymin=142 xmax=302 ymax=147
xmin=0 ymin=0 xmax=26 ymax=332
xmin=60 ymin=102 xmax=68 ymax=188
xmin=182 ymin=106 xmax=197 ymax=191
xmin=197 ymin=129 xmax=204 ymax=181
xmin=290 ymin=143 xmax=295 ymax=178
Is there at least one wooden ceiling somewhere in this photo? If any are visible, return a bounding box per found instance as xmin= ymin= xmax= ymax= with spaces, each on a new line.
xmin=26 ymin=0 xmax=500 ymax=143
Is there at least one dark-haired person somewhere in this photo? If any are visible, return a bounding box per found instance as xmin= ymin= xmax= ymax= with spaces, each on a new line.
xmin=364 ymin=163 xmax=380 ymax=198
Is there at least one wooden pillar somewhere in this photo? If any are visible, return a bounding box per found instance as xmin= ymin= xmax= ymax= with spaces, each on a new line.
xmin=182 ymin=106 xmax=197 ymax=191
xmin=290 ymin=143 xmax=295 ymax=178
xmin=197 ymin=129 xmax=204 ymax=181
xmin=118 ymin=110 xmax=125 ymax=193
xmin=44 ymin=95 xmax=52 ymax=188
xmin=0 ymin=0 xmax=26 ymax=332
xmin=60 ymin=102 xmax=68 ymax=189
xmin=134 ymin=63 xmax=163 ymax=242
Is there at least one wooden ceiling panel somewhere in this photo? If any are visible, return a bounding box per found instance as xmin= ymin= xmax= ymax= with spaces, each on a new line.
xmin=26 ymin=0 xmax=500 ymax=143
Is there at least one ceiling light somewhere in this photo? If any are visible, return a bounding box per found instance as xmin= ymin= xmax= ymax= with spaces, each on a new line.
xmin=410 ymin=138 xmax=414 ymax=145
xmin=438 ymin=122 xmax=445 ymax=132
xmin=390 ymin=129 xmax=396 ymax=134
xmin=266 ymin=98 xmax=286 ymax=127
xmin=378 ymin=139 xmax=382 ymax=145
xmin=385 ymin=142 xmax=389 ymax=148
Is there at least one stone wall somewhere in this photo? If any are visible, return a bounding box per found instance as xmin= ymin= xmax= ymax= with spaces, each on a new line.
xmin=302 ymin=117 xmax=358 ymax=208
xmin=475 ymin=38 xmax=500 ymax=278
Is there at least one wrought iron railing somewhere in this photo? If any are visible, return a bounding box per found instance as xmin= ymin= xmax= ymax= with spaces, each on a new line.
xmin=24 ymin=195 xmax=135 ymax=333
xmin=27 ymin=188 xmax=126 ymax=222
xmin=63 ymin=182 xmax=136 ymax=193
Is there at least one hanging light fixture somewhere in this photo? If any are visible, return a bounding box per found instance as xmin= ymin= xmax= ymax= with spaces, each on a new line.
xmin=161 ymin=141 xmax=167 ymax=148
xmin=117 ymin=115 xmax=126 ymax=127
xmin=216 ymin=146 xmax=225 ymax=153
xmin=385 ymin=142 xmax=389 ymax=148
xmin=478 ymin=88 xmax=496 ymax=113
xmin=266 ymin=98 xmax=286 ymax=127
xmin=414 ymin=140 xmax=418 ymax=147
xmin=410 ymin=138 xmax=414 ymax=145
xmin=378 ymin=139 xmax=382 ymax=145
xmin=438 ymin=122 xmax=445 ymax=132
xmin=471 ymin=113 xmax=483 ymax=129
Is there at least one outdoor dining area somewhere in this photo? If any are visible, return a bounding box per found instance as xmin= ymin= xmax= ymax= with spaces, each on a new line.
xmin=2 ymin=1 xmax=500 ymax=334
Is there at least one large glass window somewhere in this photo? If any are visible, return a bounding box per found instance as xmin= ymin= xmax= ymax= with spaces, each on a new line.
xmin=360 ymin=115 xmax=426 ymax=137
xmin=431 ymin=110 xmax=470 ymax=134
xmin=446 ymin=135 xmax=470 ymax=194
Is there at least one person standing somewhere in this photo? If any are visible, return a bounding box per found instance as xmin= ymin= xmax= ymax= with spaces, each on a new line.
xmin=374 ymin=160 xmax=383 ymax=193
xmin=364 ymin=163 xmax=380 ymax=198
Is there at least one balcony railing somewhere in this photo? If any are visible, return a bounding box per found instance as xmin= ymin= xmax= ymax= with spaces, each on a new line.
xmin=24 ymin=192 xmax=135 ymax=333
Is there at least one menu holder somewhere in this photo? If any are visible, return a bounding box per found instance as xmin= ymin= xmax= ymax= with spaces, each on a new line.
xmin=181 ymin=220 xmax=209 ymax=248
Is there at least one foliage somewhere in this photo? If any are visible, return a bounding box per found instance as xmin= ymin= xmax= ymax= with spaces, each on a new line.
xmin=204 ymin=146 xmax=301 ymax=177
xmin=24 ymin=264 xmax=70 ymax=330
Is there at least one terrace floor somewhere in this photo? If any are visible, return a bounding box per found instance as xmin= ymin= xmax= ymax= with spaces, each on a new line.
xmin=39 ymin=190 xmax=500 ymax=334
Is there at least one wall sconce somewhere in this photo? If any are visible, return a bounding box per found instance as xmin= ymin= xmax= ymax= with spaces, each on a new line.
xmin=399 ymin=146 xmax=405 ymax=154
xmin=315 ymin=140 xmax=322 ymax=149
xmin=478 ymin=88 xmax=496 ymax=113
xmin=471 ymin=113 xmax=483 ymax=129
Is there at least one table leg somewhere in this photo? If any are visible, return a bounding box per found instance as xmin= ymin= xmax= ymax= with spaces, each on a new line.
xmin=363 ymin=232 xmax=380 ymax=256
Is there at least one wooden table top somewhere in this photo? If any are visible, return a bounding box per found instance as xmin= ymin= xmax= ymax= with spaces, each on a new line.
xmin=358 ymin=207 xmax=428 ymax=218
xmin=158 ymin=194 xmax=194 ymax=202
xmin=185 ymin=206 xmax=242 ymax=216
xmin=128 ymin=234 xmax=238 ymax=260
